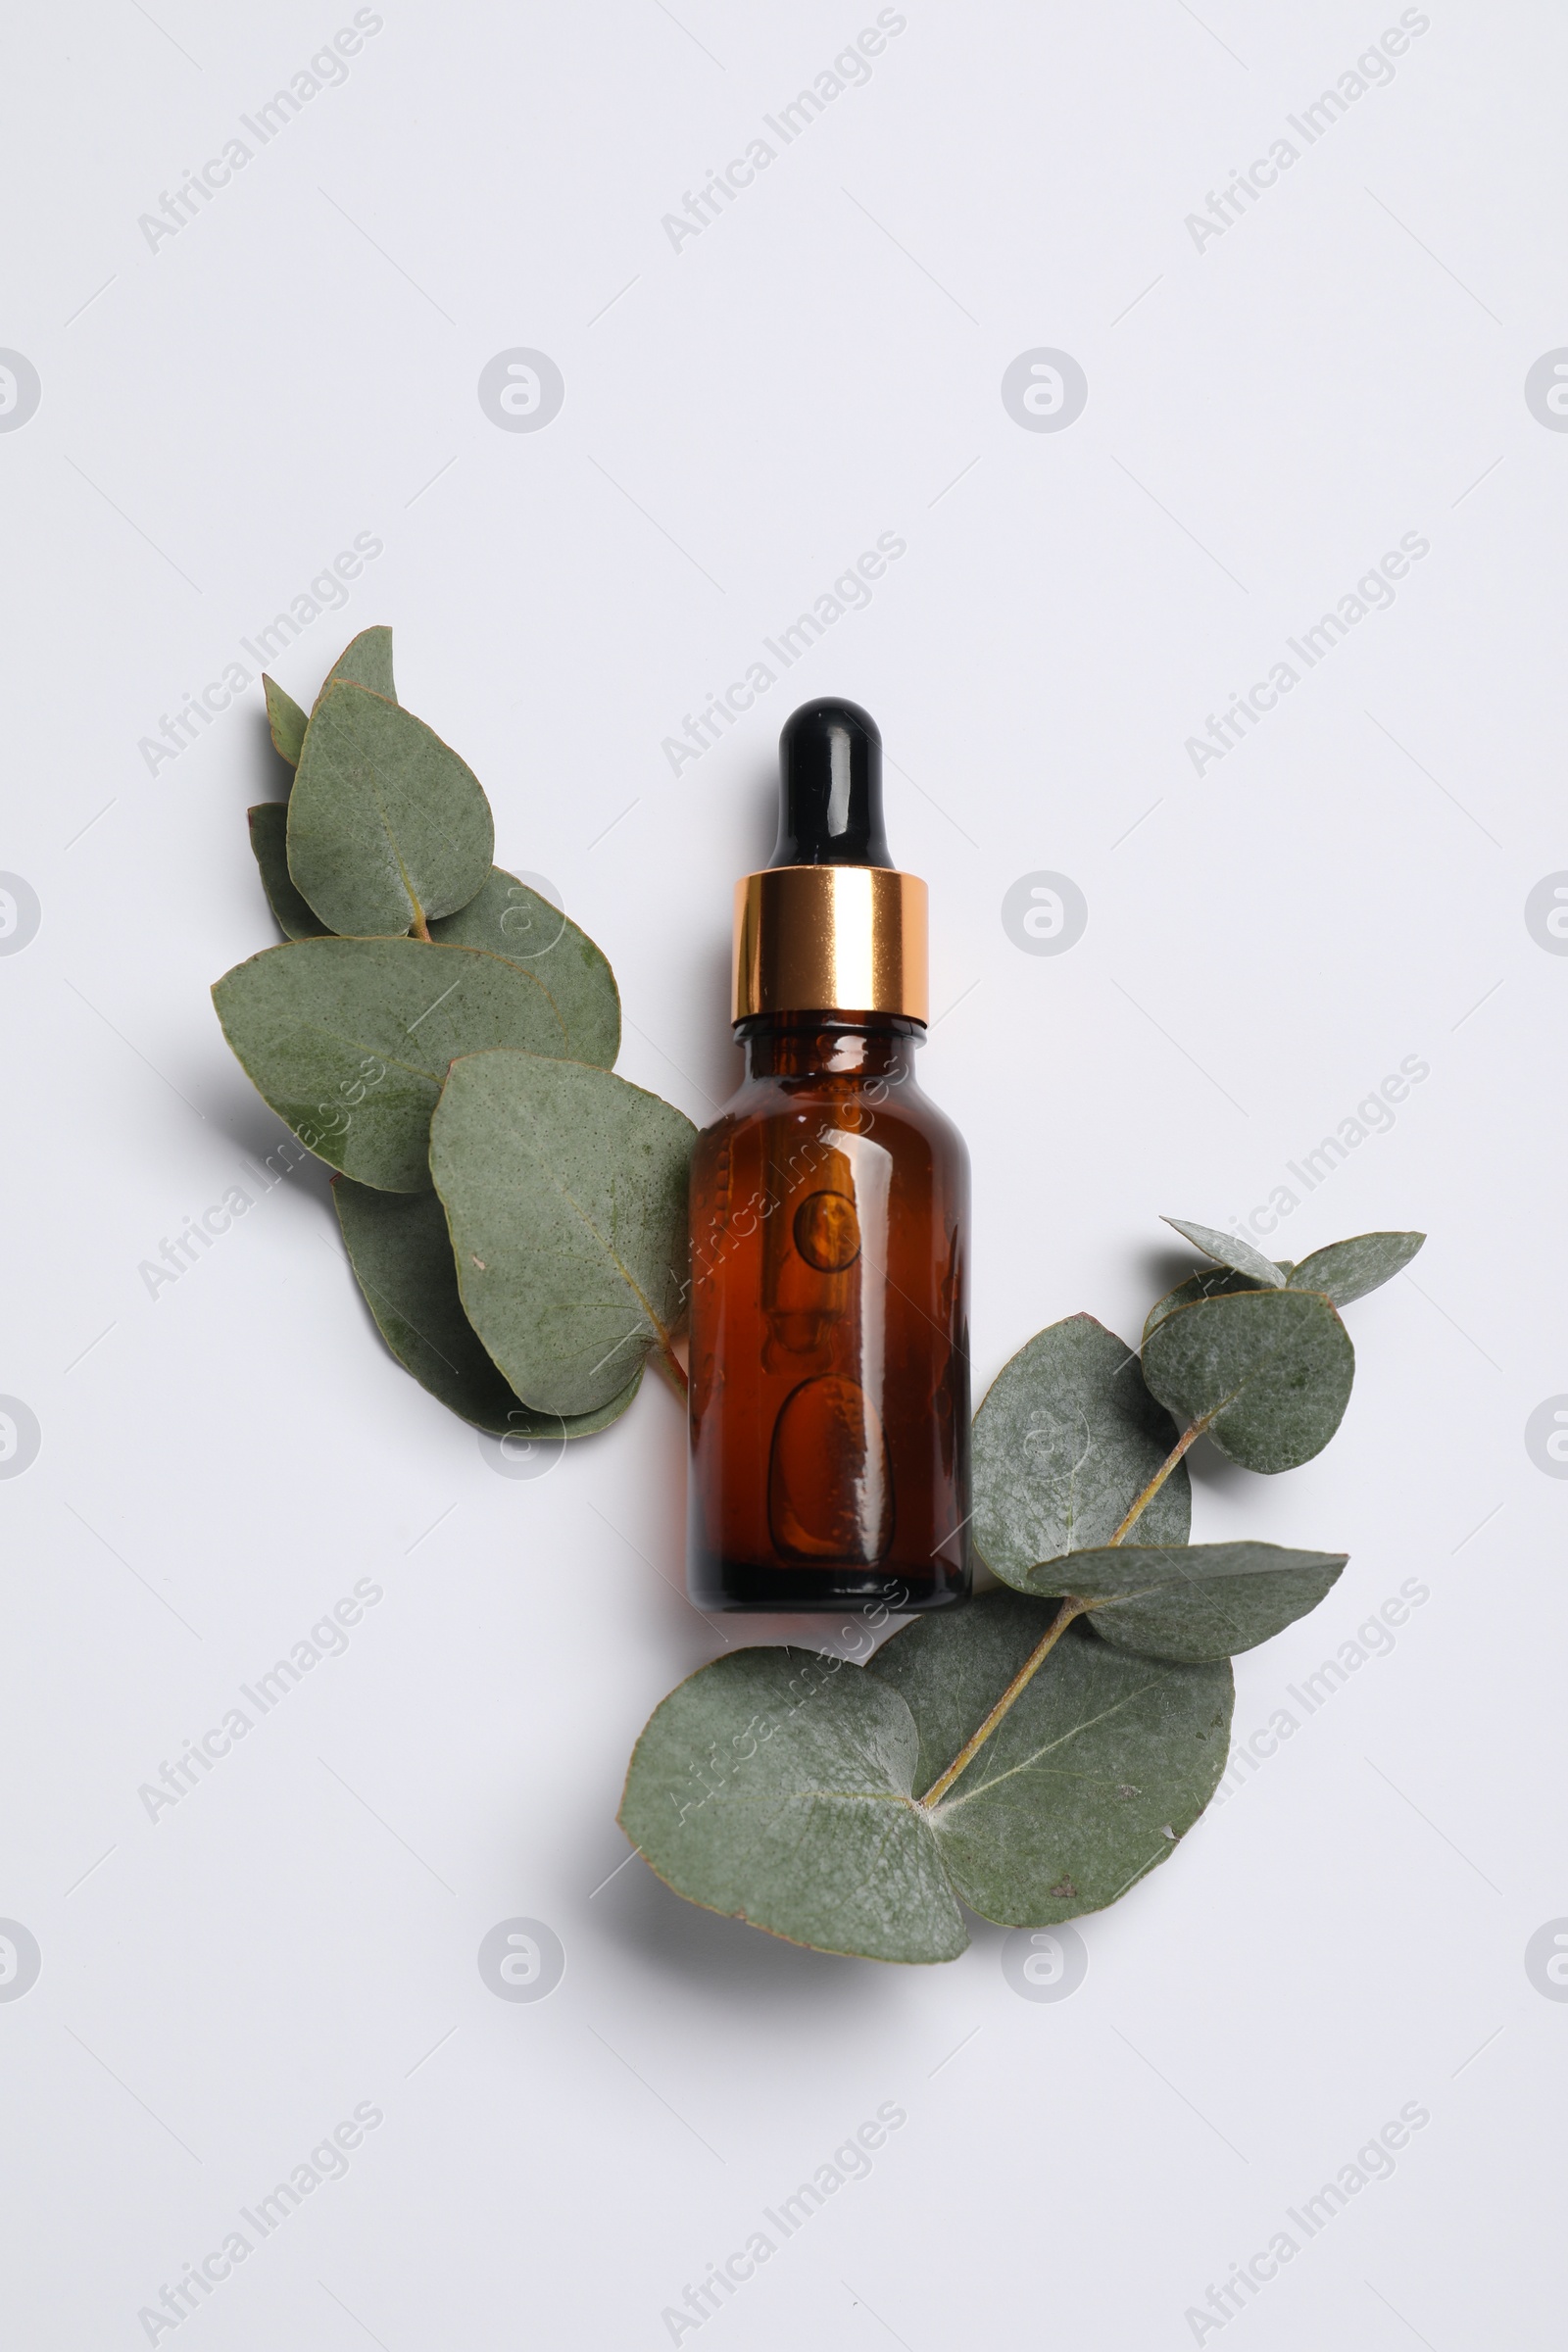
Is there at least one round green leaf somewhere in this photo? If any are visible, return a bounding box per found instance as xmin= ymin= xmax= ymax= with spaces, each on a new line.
xmin=429 ymin=1051 xmax=695 ymax=1414
xmin=287 ymin=680 xmax=494 ymax=937
xmin=866 ymin=1596 xmax=1233 ymax=1925
xmin=1029 ymin=1540 xmax=1348 ymax=1661
xmin=263 ymin=675 xmax=308 ymax=767
xmin=212 ymin=938 xmax=566 ymax=1192
xmin=973 ymin=1313 xmax=1191 ymax=1588
xmin=332 ymin=1176 xmax=642 ymax=1436
xmin=1142 ymin=1287 xmax=1354 ymax=1472
xmin=617 ymin=1647 xmax=967 ymax=1964
xmin=431 ymin=869 xmax=620 ymax=1068
xmin=1143 ymin=1263 xmax=1293 ymax=1348
xmin=248 ymin=804 xmax=328 ymax=940
xmin=1288 ymin=1231 xmax=1424 ymax=1306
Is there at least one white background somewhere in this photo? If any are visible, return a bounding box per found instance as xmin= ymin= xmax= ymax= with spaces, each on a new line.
xmin=3 ymin=2 xmax=1562 ymax=2345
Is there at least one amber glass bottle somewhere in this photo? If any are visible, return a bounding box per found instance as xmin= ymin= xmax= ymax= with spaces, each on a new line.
xmin=686 ymin=700 xmax=971 ymax=1612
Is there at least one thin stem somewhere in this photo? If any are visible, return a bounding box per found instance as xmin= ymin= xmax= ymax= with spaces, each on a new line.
xmin=916 ymin=1410 xmax=1213 ymax=1812
xmin=412 ymin=911 xmax=432 ymax=942
xmin=650 ymin=1333 xmax=689 ymax=1402
xmin=1107 ymin=1417 xmax=1206 ymax=1546
xmin=918 ymin=1597 xmax=1084 ymax=1809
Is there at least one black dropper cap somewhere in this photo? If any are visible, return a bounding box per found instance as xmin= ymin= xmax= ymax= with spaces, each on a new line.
xmin=769 ymin=698 xmax=893 ymax=868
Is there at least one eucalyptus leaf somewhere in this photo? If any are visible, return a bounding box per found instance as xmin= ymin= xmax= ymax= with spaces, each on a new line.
xmin=1142 ymin=1288 xmax=1354 ymax=1473
xmin=264 ymin=675 xmax=308 ymax=767
xmin=618 ymin=1647 xmax=967 ymax=1964
xmin=318 ymin=623 xmax=396 ymax=706
xmin=1288 ymin=1231 xmax=1425 ymax=1306
xmin=1013 ymin=1540 xmax=1347 ymax=1662
xmin=287 ymin=681 xmax=494 ymax=938
xmin=431 ymin=869 xmax=620 ymax=1068
xmin=618 ymin=1600 xmax=1234 ymax=1962
xmin=429 ymin=1051 xmax=695 ymax=1414
xmin=248 ymin=804 xmax=329 ymax=940
xmin=332 ymin=1176 xmax=643 ymax=1437
xmin=1143 ymin=1263 xmax=1294 ymax=1348
xmin=1162 ymin=1217 xmax=1287 ymax=1289
xmin=213 ymin=938 xmax=567 ymax=1192
xmin=973 ymin=1314 xmax=1190 ymax=1589
xmin=867 ymin=1599 xmax=1233 ymax=1925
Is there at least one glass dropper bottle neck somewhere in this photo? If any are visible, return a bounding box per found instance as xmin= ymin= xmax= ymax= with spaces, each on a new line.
xmin=735 ymin=1012 xmax=923 ymax=1083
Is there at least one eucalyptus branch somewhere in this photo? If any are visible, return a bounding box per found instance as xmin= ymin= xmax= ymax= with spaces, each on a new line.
xmin=1108 ymin=1417 xmax=1207 ymax=1545
xmin=919 ymin=1597 xmax=1084 ymax=1809
xmin=917 ymin=1406 xmax=1208 ymax=1806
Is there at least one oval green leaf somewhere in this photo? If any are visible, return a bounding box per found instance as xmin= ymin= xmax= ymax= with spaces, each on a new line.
xmin=866 ymin=1597 xmax=1233 ymax=1926
xmin=264 ymin=675 xmax=308 ymax=767
xmin=1030 ymin=1540 xmax=1348 ymax=1661
xmin=618 ymin=1646 xmax=967 ymax=1964
xmin=287 ymin=681 xmax=494 ymax=937
xmin=213 ymin=938 xmax=566 ymax=1191
xmin=1141 ymin=1287 xmax=1354 ymax=1473
xmin=429 ymin=1051 xmax=695 ymax=1414
xmin=1288 ymin=1231 xmax=1424 ymax=1306
xmin=973 ymin=1313 xmax=1191 ymax=1588
xmin=248 ymin=804 xmax=329 ymax=940
xmin=1161 ymin=1217 xmax=1287 ymax=1288
xmin=332 ymin=1176 xmax=642 ymax=1436
xmin=431 ymin=869 xmax=620 ymax=1068
xmin=317 ymin=624 xmax=396 ymax=706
